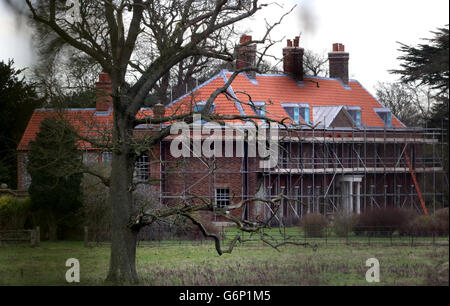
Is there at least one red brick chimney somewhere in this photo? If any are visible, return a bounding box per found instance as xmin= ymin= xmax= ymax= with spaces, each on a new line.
xmin=329 ymin=43 xmax=350 ymax=84
xmin=235 ymin=34 xmax=257 ymax=78
xmin=153 ymin=103 xmax=166 ymax=119
xmin=95 ymin=72 xmax=112 ymax=111
xmin=283 ymin=36 xmax=304 ymax=81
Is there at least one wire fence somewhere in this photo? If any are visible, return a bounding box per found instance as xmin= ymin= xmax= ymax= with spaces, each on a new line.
xmin=82 ymin=225 xmax=449 ymax=249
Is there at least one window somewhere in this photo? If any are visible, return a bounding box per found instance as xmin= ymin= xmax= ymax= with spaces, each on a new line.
xmin=135 ymin=153 xmax=149 ymax=181
xmin=282 ymin=103 xmax=310 ymax=124
xmin=194 ymin=101 xmax=215 ymax=114
xmin=194 ymin=104 xmax=205 ymax=113
xmin=250 ymin=102 xmax=266 ymax=117
xmin=102 ymin=152 xmax=112 ymax=163
xmin=374 ymin=108 xmax=392 ymax=127
xmin=215 ymin=188 xmax=230 ymax=208
xmin=345 ymin=106 xmax=362 ymax=125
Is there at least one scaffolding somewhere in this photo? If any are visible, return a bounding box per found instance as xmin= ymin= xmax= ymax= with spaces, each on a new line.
xmin=155 ymin=123 xmax=448 ymax=224
xmin=259 ymin=125 xmax=448 ymax=223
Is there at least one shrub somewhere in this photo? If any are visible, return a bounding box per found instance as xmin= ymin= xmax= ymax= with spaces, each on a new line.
xmin=407 ymin=215 xmax=436 ymax=236
xmin=27 ymin=117 xmax=83 ymax=241
xmin=406 ymin=208 xmax=449 ymax=237
xmin=300 ymin=214 xmax=328 ymax=238
xmin=0 ymin=196 xmax=31 ymax=229
xmin=354 ymin=208 xmax=416 ymax=236
xmin=138 ymin=213 xmax=223 ymax=242
xmin=267 ymin=215 xmax=300 ymax=228
xmin=333 ymin=214 xmax=358 ymax=237
xmin=433 ymin=208 xmax=449 ymax=236
xmin=283 ymin=215 xmax=300 ymax=227
xmin=174 ymin=213 xmax=223 ymax=241
xmin=80 ymin=168 xmax=111 ymax=242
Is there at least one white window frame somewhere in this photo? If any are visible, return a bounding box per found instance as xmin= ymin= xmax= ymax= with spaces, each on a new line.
xmin=281 ymin=103 xmax=311 ymax=124
xmin=374 ymin=108 xmax=392 ymax=127
xmin=135 ymin=153 xmax=150 ymax=181
xmin=102 ymin=152 xmax=113 ymax=163
xmin=250 ymin=101 xmax=266 ymax=117
xmin=345 ymin=106 xmax=362 ymax=125
xmin=215 ymin=188 xmax=230 ymax=208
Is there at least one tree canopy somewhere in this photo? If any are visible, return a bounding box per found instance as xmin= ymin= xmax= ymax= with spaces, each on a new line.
xmin=6 ymin=0 xmax=297 ymax=283
xmin=27 ymin=116 xmax=83 ymax=240
xmin=0 ymin=59 xmax=41 ymax=188
xmin=391 ymin=25 xmax=449 ymax=93
xmin=391 ymin=25 xmax=449 ymax=129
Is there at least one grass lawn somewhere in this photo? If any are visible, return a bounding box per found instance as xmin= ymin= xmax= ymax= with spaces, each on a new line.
xmin=0 ymin=240 xmax=448 ymax=286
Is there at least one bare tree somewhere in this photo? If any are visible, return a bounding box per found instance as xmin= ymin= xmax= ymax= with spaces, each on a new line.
xmin=303 ymin=49 xmax=328 ymax=77
xmin=375 ymin=82 xmax=436 ymax=127
xmin=3 ymin=0 xmax=310 ymax=283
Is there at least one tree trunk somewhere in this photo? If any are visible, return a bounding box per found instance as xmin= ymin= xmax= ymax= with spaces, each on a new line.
xmin=105 ymin=108 xmax=140 ymax=284
xmin=47 ymin=212 xmax=58 ymax=241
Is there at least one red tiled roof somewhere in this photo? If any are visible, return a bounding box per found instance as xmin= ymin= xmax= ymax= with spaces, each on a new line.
xmin=17 ymin=108 xmax=155 ymax=151
xmin=18 ymin=71 xmax=403 ymax=151
xmin=222 ymin=72 xmax=403 ymax=128
xmin=166 ymin=71 xmax=404 ymax=127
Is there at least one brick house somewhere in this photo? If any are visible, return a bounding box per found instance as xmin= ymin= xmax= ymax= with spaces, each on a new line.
xmin=17 ymin=36 xmax=446 ymax=225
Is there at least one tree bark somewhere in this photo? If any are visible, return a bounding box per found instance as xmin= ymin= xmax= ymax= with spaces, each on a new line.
xmin=105 ymin=104 xmax=139 ymax=284
xmin=47 ymin=212 xmax=58 ymax=242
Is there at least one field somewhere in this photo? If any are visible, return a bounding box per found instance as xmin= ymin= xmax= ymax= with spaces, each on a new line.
xmin=0 ymin=237 xmax=448 ymax=286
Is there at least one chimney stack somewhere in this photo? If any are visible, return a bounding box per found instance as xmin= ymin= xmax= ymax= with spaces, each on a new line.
xmin=153 ymin=103 xmax=166 ymax=119
xmin=235 ymin=34 xmax=257 ymax=78
xmin=95 ymin=72 xmax=112 ymax=111
xmin=328 ymin=43 xmax=350 ymax=84
xmin=283 ymin=36 xmax=304 ymax=81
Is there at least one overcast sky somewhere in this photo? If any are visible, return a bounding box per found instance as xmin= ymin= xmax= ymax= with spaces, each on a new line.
xmin=0 ymin=0 xmax=448 ymax=93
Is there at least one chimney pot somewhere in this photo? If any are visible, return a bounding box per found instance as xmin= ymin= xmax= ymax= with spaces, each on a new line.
xmin=329 ymin=43 xmax=350 ymax=84
xmin=235 ymin=34 xmax=257 ymax=78
xmin=283 ymin=38 xmax=304 ymax=81
xmin=98 ymin=72 xmax=110 ymax=83
xmin=95 ymin=72 xmax=112 ymax=112
xmin=153 ymin=103 xmax=166 ymax=119
xmin=240 ymin=34 xmax=252 ymax=44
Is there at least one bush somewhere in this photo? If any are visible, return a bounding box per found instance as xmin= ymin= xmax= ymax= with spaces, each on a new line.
xmin=354 ymin=208 xmax=416 ymax=236
xmin=138 ymin=213 xmax=223 ymax=242
xmin=174 ymin=213 xmax=223 ymax=241
xmin=433 ymin=208 xmax=449 ymax=236
xmin=407 ymin=215 xmax=436 ymax=236
xmin=283 ymin=215 xmax=300 ymax=227
xmin=300 ymin=214 xmax=328 ymax=238
xmin=80 ymin=168 xmax=111 ymax=242
xmin=405 ymin=208 xmax=449 ymax=237
xmin=333 ymin=214 xmax=358 ymax=237
xmin=0 ymin=196 xmax=31 ymax=229
xmin=267 ymin=215 xmax=300 ymax=228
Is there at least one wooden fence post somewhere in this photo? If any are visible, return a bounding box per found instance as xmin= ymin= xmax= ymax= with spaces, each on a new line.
xmin=31 ymin=229 xmax=36 ymax=247
xmin=84 ymin=226 xmax=88 ymax=248
xmin=36 ymin=226 xmax=40 ymax=247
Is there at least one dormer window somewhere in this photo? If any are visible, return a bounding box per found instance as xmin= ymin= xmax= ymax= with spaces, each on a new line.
xmin=194 ymin=101 xmax=215 ymax=114
xmin=374 ymin=108 xmax=392 ymax=127
xmin=345 ymin=106 xmax=362 ymax=125
xmin=250 ymin=102 xmax=266 ymax=117
xmin=194 ymin=104 xmax=205 ymax=113
xmin=282 ymin=103 xmax=310 ymax=124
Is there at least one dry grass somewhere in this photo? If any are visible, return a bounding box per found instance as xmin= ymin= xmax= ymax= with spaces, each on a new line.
xmin=0 ymin=241 xmax=448 ymax=286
